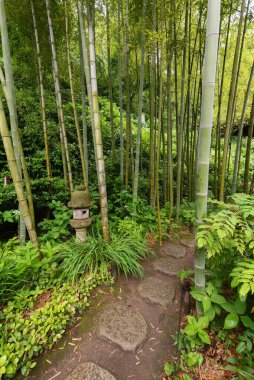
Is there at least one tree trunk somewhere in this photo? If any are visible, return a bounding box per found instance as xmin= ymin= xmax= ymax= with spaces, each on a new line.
xmin=77 ymin=1 xmax=97 ymax=164
xmin=176 ymin=0 xmax=188 ymax=221
xmin=45 ymin=0 xmax=73 ymax=191
xmin=65 ymin=1 xmax=87 ymax=187
xmin=123 ymin=0 xmax=131 ymax=186
xmin=30 ymin=0 xmax=51 ymax=179
xmin=0 ymin=96 xmax=38 ymax=247
xmin=106 ymin=1 xmax=115 ymax=158
xmin=133 ymin=0 xmax=147 ymax=201
xmin=232 ymin=58 xmax=254 ymax=194
xmin=243 ymin=94 xmax=254 ymax=193
xmin=214 ymin=0 xmax=232 ymax=199
xmin=0 ymin=0 xmax=35 ymax=243
xmin=219 ymin=0 xmax=245 ymax=201
xmin=87 ymin=3 xmax=109 ymax=241
xmin=195 ymin=0 xmax=220 ymax=314
xmin=118 ymin=0 xmax=124 ymax=180
xmin=78 ymin=25 xmax=89 ymax=182
xmin=149 ymin=3 xmax=156 ymax=208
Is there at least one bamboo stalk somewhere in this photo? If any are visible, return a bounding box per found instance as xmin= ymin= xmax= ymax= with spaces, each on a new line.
xmin=195 ymin=0 xmax=220 ymax=315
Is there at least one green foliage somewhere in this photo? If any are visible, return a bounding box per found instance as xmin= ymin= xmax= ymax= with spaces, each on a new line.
xmin=230 ymin=258 xmax=254 ymax=300
xmin=56 ymin=229 xmax=152 ymax=282
xmin=183 ymin=315 xmax=211 ymax=347
xmin=186 ymin=352 xmax=203 ymax=367
xmin=0 ymin=178 xmax=69 ymax=212
xmin=0 ymin=273 xmax=109 ymax=378
xmin=38 ymin=200 xmax=72 ymax=244
xmin=0 ymin=210 xmax=20 ymax=224
xmin=197 ymin=194 xmax=254 ymax=258
xmin=178 ymin=202 xmax=196 ymax=226
xmin=164 ymin=362 xmax=175 ymax=376
xmin=225 ymin=355 xmax=254 ymax=380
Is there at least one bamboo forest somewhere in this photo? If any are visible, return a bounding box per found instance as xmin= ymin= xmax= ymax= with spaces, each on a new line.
xmin=1 ymin=0 xmax=254 ymax=378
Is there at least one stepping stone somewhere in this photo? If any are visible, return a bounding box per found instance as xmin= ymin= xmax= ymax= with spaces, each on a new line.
xmin=161 ymin=245 xmax=186 ymax=258
xmin=98 ymin=303 xmax=148 ymax=353
xmin=154 ymin=257 xmax=186 ymax=276
xmin=65 ymin=362 xmax=117 ymax=380
xmin=181 ymin=239 xmax=195 ymax=248
xmin=138 ymin=277 xmax=175 ymax=307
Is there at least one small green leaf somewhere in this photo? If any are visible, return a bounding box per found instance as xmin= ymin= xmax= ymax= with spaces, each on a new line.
xmin=198 ymin=330 xmax=211 ymax=344
xmin=202 ymin=296 xmax=211 ymax=313
xmin=164 ymin=362 xmax=174 ymax=376
xmin=224 ymin=313 xmax=239 ymax=330
xmin=197 ymin=316 xmax=209 ymax=329
xmin=240 ymin=315 xmax=254 ymax=331
xmin=184 ymin=324 xmax=197 ymax=336
xmin=190 ymin=290 xmax=206 ymax=301
xmin=210 ymin=293 xmax=227 ymax=305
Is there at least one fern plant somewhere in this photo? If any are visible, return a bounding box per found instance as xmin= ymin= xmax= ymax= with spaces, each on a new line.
xmin=197 ymin=194 xmax=254 ymax=259
xmin=230 ymin=259 xmax=254 ymax=300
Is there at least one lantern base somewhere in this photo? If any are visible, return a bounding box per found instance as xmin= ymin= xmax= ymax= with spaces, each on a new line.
xmin=75 ymin=228 xmax=87 ymax=242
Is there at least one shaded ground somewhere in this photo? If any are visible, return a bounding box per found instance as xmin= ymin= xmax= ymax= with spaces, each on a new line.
xmin=21 ymin=236 xmax=194 ymax=380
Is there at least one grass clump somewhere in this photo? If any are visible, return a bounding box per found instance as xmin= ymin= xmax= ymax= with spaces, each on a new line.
xmin=56 ymin=231 xmax=152 ymax=283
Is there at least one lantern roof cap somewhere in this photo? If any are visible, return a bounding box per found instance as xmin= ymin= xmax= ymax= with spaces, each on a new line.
xmin=68 ymin=185 xmax=92 ymax=209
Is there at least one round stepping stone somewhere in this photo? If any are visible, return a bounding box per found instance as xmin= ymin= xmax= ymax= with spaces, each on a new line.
xmin=98 ymin=303 xmax=148 ymax=352
xmin=161 ymin=245 xmax=186 ymax=258
xmin=154 ymin=257 xmax=186 ymax=276
xmin=138 ymin=277 xmax=175 ymax=307
xmin=181 ymin=239 xmax=195 ymax=248
xmin=65 ymin=362 xmax=117 ymax=380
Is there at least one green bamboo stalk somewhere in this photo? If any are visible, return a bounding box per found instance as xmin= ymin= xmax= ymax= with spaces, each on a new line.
xmin=195 ymin=0 xmax=220 ymax=315
xmin=87 ymin=3 xmax=109 ymax=241
xmin=0 ymin=96 xmax=38 ymax=247
xmin=65 ymin=1 xmax=87 ymax=188
xmin=118 ymin=0 xmax=124 ymax=180
xmin=30 ymin=0 xmax=51 ymax=180
xmin=106 ymin=1 xmax=115 ymax=158
xmin=77 ymin=0 xmax=97 ymax=164
xmin=232 ymin=58 xmax=254 ymax=194
xmin=124 ymin=0 xmax=131 ymax=186
xmin=78 ymin=24 xmax=89 ymax=182
xmin=176 ymin=0 xmax=188 ymax=221
xmin=45 ymin=0 xmax=73 ymax=191
xmin=133 ymin=0 xmax=147 ymax=201
xmin=219 ymin=0 xmax=245 ymax=201
xmin=0 ymin=0 xmax=35 ymax=241
xmin=149 ymin=3 xmax=156 ymax=208
xmin=243 ymin=94 xmax=254 ymax=193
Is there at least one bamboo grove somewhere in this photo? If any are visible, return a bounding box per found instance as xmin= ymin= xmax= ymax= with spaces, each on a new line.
xmin=0 ymin=1 xmax=254 ymax=252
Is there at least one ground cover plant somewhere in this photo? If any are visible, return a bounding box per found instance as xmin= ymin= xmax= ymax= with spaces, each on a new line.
xmin=0 ymin=211 xmax=153 ymax=379
xmin=163 ymin=194 xmax=254 ymax=380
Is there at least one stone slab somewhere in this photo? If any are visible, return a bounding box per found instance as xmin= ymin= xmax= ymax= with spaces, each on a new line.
xmin=65 ymin=362 xmax=117 ymax=380
xmin=154 ymin=257 xmax=185 ymax=276
xmin=161 ymin=245 xmax=186 ymax=258
xmin=180 ymin=239 xmax=195 ymax=248
xmin=98 ymin=303 xmax=148 ymax=352
xmin=138 ymin=277 xmax=175 ymax=307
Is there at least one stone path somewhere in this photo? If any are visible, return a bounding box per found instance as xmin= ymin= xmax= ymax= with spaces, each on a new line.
xmin=25 ymin=237 xmax=194 ymax=380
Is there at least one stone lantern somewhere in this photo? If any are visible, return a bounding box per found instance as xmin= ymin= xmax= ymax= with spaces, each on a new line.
xmin=68 ymin=185 xmax=92 ymax=242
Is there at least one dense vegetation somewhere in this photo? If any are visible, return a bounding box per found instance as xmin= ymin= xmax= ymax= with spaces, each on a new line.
xmin=0 ymin=0 xmax=254 ymax=378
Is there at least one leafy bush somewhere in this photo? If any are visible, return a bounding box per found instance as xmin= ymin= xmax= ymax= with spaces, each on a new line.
xmin=38 ymin=200 xmax=72 ymax=244
xmin=0 ymin=239 xmax=58 ymax=303
xmin=0 ymin=210 xmax=20 ymax=224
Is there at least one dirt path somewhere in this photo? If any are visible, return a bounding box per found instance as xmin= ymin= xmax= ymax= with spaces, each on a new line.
xmin=24 ymin=237 xmax=194 ymax=380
